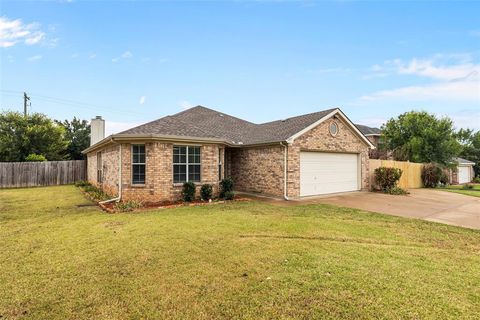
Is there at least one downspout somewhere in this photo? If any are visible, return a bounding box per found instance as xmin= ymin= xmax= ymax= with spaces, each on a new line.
xmin=99 ymin=142 xmax=122 ymax=204
xmin=281 ymin=142 xmax=290 ymax=201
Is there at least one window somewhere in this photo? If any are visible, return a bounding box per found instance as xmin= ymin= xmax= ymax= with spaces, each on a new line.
xmin=218 ymin=148 xmax=223 ymax=180
xmin=329 ymin=121 xmax=338 ymax=136
xmin=173 ymin=146 xmax=201 ymax=183
xmin=96 ymin=152 xmax=102 ymax=183
xmin=132 ymin=144 xmax=146 ymax=184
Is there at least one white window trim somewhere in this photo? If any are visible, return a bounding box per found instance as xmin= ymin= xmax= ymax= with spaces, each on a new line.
xmin=173 ymin=145 xmax=201 ymax=183
xmin=131 ymin=144 xmax=146 ymax=185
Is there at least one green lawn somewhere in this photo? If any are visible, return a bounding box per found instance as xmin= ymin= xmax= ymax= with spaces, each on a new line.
xmin=1 ymin=186 xmax=479 ymax=319
xmin=440 ymin=184 xmax=480 ymax=197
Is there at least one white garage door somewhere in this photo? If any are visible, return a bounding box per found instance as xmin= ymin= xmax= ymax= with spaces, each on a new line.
xmin=300 ymin=152 xmax=359 ymax=197
xmin=458 ymin=166 xmax=471 ymax=184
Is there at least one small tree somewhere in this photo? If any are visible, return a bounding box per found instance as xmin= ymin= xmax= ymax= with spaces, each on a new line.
xmin=422 ymin=163 xmax=443 ymax=188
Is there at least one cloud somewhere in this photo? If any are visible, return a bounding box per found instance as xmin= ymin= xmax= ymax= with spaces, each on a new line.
xmin=89 ymin=53 xmax=96 ymax=59
xmin=139 ymin=96 xmax=146 ymax=105
xmin=112 ymin=51 xmax=133 ymax=63
xmin=355 ymin=117 xmax=388 ymax=128
xmin=178 ymin=100 xmax=194 ymax=110
xmin=0 ymin=16 xmax=46 ymax=48
xmin=359 ymin=54 xmax=480 ymax=104
xmin=446 ymin=110 xmax=480 ymax=130
xmin=27 ymin=55 xmax=42 ymax=62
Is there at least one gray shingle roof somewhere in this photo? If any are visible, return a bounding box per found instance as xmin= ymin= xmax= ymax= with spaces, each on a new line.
xmin=119 ymin=106 xmax=338 ymax=145
xmin=355 ymin=124 xmax=381 ymax=135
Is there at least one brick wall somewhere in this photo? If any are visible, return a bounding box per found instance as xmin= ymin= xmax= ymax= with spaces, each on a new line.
xmin=287 ymin=117 xmax=370 ymax=198
xmin=88 ymin=142 xmax=223 ymax=203
xmin=227 ymin=146 xmax=284 ymax=197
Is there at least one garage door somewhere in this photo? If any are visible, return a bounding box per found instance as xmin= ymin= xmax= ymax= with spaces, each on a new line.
xmin=300 ymin=152 xmax=359 ymax=197
xmin=458 ymin=166 xmax=471 ymax=184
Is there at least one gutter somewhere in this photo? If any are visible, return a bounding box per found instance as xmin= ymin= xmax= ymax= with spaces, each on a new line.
xmin=281 ymin=141 xmax=290 ymax=201
xmin=99 ymin=141 xmax=122 ymax=204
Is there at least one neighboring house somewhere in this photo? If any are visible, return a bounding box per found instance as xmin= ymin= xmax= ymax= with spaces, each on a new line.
xmin=449 ymin=157 xmax=475 ymax=184
xmin=355 ymin=124 xmax=386 ymax=159
xmin=83 ymin=106 xmax=374 ymax=202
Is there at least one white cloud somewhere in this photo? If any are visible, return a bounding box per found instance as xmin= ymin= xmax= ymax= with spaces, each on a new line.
xmin=447 ymin=111 xmax=480 ymax=130
xmin=105 ymin=121 xmax=141 ymax=136
xmin=355 ymin=117 xmax=388 ymax=128
xmin=27 ymin=55 xmax=42 ymax=62
xmin=359 ymin=54 xmax=480 ymax=104
xmin=112 ymin=51 xmax=133 ymax=63
xmin=178 ymin=100 xmax=194 ymax=110
xmin=139 ymin=96 xmax=146 ymax=105
xmin=0 ymin=16 xmax=46 ymax=48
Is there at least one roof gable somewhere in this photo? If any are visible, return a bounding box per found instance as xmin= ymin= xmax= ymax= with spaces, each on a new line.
xmin=97 ymin=105 xmax=374 ymax=149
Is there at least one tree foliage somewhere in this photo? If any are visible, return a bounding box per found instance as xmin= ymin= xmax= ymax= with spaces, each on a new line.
xmin=381 ymin=111 xmax=461 ymax=165
xmin=456 ymin=128 xmax=480 ymax=177
xmin=55 ymin=117 xmax=91 ymax=160
xmin=0 ymin=112 xmax=68 ymax=162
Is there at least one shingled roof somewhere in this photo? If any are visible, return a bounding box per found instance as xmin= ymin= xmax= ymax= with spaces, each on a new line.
xmin=120 ymin=106 xmax=337 ymax=145
xmin=355 ymin=124 xmax=381 ymax=135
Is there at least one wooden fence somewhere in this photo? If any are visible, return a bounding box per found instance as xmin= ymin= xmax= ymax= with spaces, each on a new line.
xmin=0 ymin=160 xmax=86 ymax=188
xmin=369 ymin=159 xmax=424 ymax=189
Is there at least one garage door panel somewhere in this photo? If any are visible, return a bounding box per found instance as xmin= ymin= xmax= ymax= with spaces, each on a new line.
xmin=458 ymin=166 xmax=470 ymax=184
xmin=300 ymin=152 xmax=359 ymax=197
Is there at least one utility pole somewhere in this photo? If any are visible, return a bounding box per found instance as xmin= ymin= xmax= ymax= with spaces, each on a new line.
xmin=23 ymin=92 xmax=30 ymax=117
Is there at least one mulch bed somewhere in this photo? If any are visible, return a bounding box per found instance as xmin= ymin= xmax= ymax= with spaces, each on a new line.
xmin=98 ymin=197 xmax=251 ymax=213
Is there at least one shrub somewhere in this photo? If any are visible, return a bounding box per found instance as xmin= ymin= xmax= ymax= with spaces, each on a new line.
xmin=224 ymin=191 xmax=235 ymax=200
xmin=200 ymin=184 xmax=213 ymax=201
xmin=182 ymin=182 xmax=196 ymax=202
xmin=385 ymin=186 xmax=408 ymax=195
xmin=114 ymin=200 xmax=143 ymax=212
xmin=219 ymin=178 xmax=234 ymax=198
xmin=440 ymin=169 xmax=450 ymax=185
xmin=75 ymin=180 xmax=90 ymax=187
xmin=473 ymin=177 xmax=480 ymax=183
xmin=374 ymin=167 xmax=403 ymax=192
xmin=25 ymin=153 xmax=47 ymax=162
xmin=463 ymin=183 xmax=474 ymax=190
xmin=422 ymin=163 xmax=443 ymax=188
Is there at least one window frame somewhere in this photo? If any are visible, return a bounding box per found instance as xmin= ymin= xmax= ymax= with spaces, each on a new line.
xmin=96 ymin=151 xmax=102 ymax=184
xmin=131 ymin=144 xmax=146 ymax=185
xmin=173 ymin=145 xmax=201 ymax=184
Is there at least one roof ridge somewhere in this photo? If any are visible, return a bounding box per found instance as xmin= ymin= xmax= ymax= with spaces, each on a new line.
xmin=259 ymin=108 xmax=338 ymax=125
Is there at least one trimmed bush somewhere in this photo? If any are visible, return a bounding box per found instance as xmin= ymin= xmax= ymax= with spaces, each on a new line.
xmin=219 ymin=178 xmax=234 ymax=198
xmin=463 ymin=184 xmax=474 ymax=190
xmin=385 ymin=186 xmax=408 ymax=195
xmin=224 ymin=191 xmax=235 ymax=200
xmin=422 ymin=163 xmax=443 ymax=188
xmin=182 ymin=182 xmax=196 ymax=202
xmin=473 ymin=177 xmax=480 ymax=183
xmin=374 ymin=167 xmax=403 ymax=192
xmin=200 ymin=184 xmax=213 ymax=201
xmin=25 ymin=154 xmax=47 ymax=162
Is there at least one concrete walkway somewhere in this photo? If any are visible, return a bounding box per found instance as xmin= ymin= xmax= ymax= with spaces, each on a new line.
xmin=241 ymin=189 xmax=480 ymax=230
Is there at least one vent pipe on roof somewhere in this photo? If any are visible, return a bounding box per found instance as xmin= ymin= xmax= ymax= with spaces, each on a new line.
xmin=90 ymin=116 xmax=105 ymax=146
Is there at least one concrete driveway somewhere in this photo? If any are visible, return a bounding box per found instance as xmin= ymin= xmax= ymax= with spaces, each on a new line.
xmin=307 ymin=189 xmax=480 ymax=230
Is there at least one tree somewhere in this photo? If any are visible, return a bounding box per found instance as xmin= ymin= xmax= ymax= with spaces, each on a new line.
xmin=456 ymin=128 xmax=480 ymax=177
xmin=381 ymin=111 xmax=461 ymax=165
xmin=0 ymin=111 xmax=68 ymax=162
xmin=55 ymin=117 xmax=91 ymax=160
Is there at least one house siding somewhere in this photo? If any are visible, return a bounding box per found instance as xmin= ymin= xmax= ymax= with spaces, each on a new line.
xmin=287 ymin=117 xmax=370 ymax=198
xmin=87 ymin=142 xmax=223 ymax=203
xmin=227 ymin=146 xmax=284 ymax=198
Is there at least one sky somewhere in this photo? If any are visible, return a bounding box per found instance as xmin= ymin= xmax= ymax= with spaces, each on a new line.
xmin=1 ymin=0 xmax=479 ymax=135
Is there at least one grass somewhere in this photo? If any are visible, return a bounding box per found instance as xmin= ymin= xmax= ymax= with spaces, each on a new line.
xmin=439 ymin=184 xmax=480 ymax=198
xmin=1 ymin=186 xmax=479 ymax=319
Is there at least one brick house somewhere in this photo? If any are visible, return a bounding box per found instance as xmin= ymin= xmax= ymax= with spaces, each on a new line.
xmin=83 ymin=106 xmax=374 ymax=202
